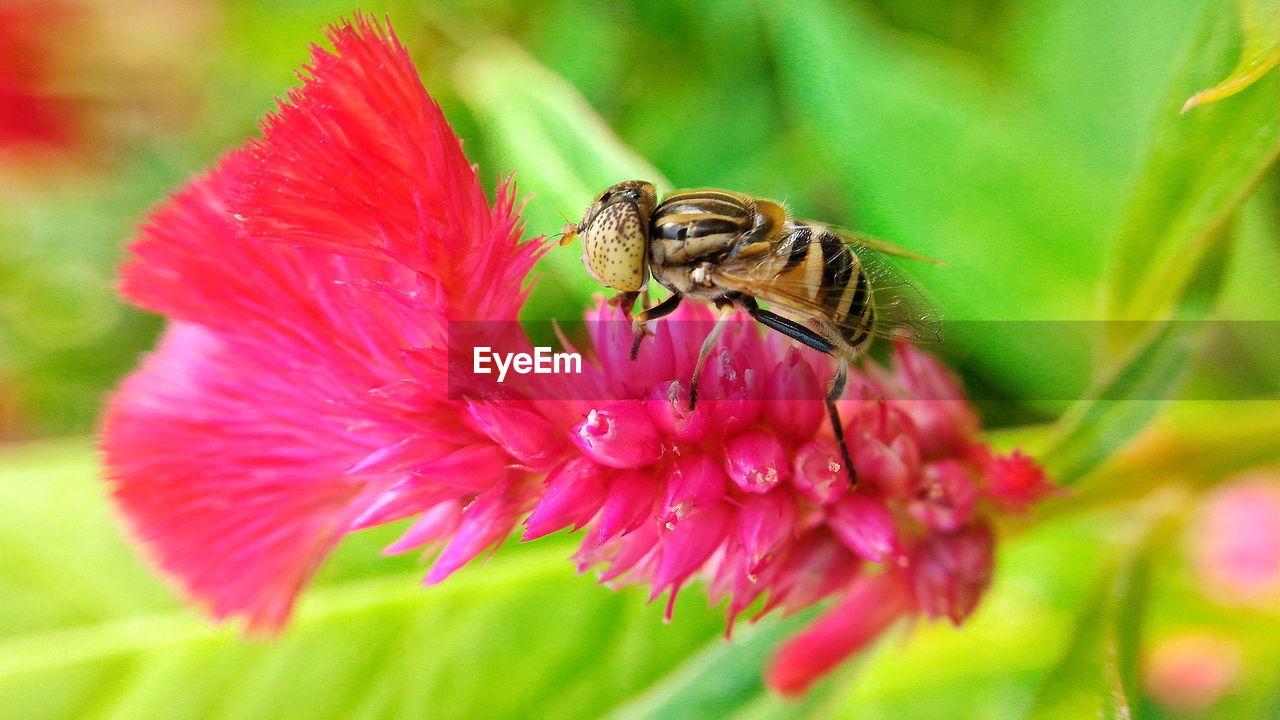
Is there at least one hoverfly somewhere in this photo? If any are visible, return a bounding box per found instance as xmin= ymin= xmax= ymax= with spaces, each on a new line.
xmin=562 ymin=180 xmax=942 ymax=484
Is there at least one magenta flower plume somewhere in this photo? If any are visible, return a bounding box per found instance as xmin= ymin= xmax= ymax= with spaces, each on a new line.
xmin=104 ymin=16 xmax=540 ymax=631
xmin=102 ymin=14 xmax=1052 ymax=693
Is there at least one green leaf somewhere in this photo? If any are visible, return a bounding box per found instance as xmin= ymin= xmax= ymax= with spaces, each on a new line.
xmin=762 ymin=0 xmax=1106 ymax=407
xmin=0 ymin=441 xmax=728 ymax=720
xmin=1039 ymin=326 xmax=1189 ymax=485
xmin=451 ymin=40 xmax=670 ymax=322
xmin=1024 ymin=489 xmax=1186 ymax=720
xmin=1043 ymin=0 xmax=1277 ymax=484
xmin=1182 ymin=0 xmax=1280 ymax=111
xmin=1102 ymin=0 xmax=1280 ymax=336
xmin=602 ymin=612 xmax=819 ymax=720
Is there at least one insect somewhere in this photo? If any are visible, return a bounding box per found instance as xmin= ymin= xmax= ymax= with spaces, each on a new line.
xmin=562 ymin=180 xmax=942 ymax=484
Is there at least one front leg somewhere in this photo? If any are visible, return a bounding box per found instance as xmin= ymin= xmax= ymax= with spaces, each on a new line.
xmin=611 ymin=290 xmax=640 ymax=316
xmin=629 ymin=292 xmax=683 ymax=360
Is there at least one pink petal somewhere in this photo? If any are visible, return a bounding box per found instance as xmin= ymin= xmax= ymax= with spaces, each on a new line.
xmin=102 ymin=323 xmax=370 ymax=632
xmin=523 ymin=458 xmax=609 ymax=540
xmin=383 ymin=502 xmax=462 ymax=555
xmin=908 ymin=459 xmax=978 ymax=533
xmin=646 ymin=380 xmax=712 ymax=443
xmin=697 ymin=348 xmax=760 ymax=436
xmin=911 ymin=522 xmax=994 ymax=624
xmin=651 ymin=503 xmax=733 ymax=597
xmin=596 ymin=468 xmax=660 ymax=541
xmin=425 ymin=486 xmax=528 ymax=584
xmin=736 ymin=492 xmax=798 ymax=563
xmin=466 ymin=401 xmax=564 ymax=470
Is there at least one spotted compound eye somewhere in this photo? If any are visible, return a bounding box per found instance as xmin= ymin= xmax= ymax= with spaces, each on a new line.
xmin=581 ymin=201 xmax=648 ymax=292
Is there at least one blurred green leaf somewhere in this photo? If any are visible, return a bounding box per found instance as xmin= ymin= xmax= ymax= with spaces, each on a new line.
xmin=1042 ymin=0 xmax=1277 ymax=485
xmin=1042 ymin=228 xmax=1231 ymax=485
xmin=0 ymin=441 xmax=728 ymax=720
xmin=763 ymin=0 xmax=1100 ymax=408
xmin=1102 ymin=0 xmax=1280 ymax=336
xmin=452 ymin=40 xmax=669 ymax=322
xmin=1182 ymin=0 xmax=1280 ymax=112
xmin=1025 ymin=490 xmax=1186 ymax=720
xmin=1039 ymin=325 xmax=1191 ymax=486
xmin=602 ymin=612 xmax=818 ymax=720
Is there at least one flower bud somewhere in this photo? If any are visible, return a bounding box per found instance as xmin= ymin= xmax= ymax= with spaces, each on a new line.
xmin=661 ymin=453 xmax=727 ymax=527
xmin=792 ymin=439 xmax=849 ymax=505
xmin=908 ymin=459 xmax=977 ymax=532
xmin=761 ymin=349 xmax=824 ymax=440
xmin=571 ymin=400 xmax=663 ymax=469
xmin=725 ymin=429 xmax=788 ymax=494
xmin=827 ymin=493 xmax=898 ymax=562
xmin=645 ymin=379 xmax=711 ymax=443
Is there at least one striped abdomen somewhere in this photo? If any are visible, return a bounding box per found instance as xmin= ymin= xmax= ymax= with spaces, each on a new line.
xmin=773 ymin=223 xmax=874 ymax=350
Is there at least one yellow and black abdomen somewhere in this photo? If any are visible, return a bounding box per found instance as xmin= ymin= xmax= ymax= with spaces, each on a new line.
xmin=774 ymin=223 xmax=874 ymax=350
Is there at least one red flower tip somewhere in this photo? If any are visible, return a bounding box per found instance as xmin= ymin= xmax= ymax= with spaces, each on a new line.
xmin=985 ymin=449 xmax=1055 ymax=511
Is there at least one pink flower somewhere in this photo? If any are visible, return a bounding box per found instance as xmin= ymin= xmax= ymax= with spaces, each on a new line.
xmin=101 ymin=14 xmax=1051 ymax=694
xmin=1144 ymin=632 xmax=1242 ymax=713
xmin=1189 ymin=473 xmax=1280 ymax=608
xmin=104 ymin=16 xmax=540 ymax=631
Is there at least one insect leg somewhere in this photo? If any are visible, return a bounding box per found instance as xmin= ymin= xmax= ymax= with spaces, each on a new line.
xmin=741 ymin=301 xmax=836 ymax=355
xmin=825 ymin=356 xmax=857 ymax=487
xmin=742 ymin=298 xmax=858 ymax=486
xmin=612 ymin=290 xmax=639 ymax=317
xmin=629 ymin=292 xmax=683 ymax=360
xmin=686 ymin=303 xmax=734 ymax=411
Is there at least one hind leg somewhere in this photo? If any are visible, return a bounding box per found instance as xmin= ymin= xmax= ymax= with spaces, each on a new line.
xmin=742 ymin=298 xmax=857 ymax=485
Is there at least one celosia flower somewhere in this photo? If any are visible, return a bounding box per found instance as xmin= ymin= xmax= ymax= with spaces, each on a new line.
xmin=101 ymin=14 xmax=1051 ymax=694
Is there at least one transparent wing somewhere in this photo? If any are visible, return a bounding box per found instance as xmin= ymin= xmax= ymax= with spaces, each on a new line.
xmin=823 ymin=225 xmax=943 ymax=265
xmin=713 ymin=231 xmax=943 ymax=345
xmin=852 ymin=244 xmax=943 ymax=343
